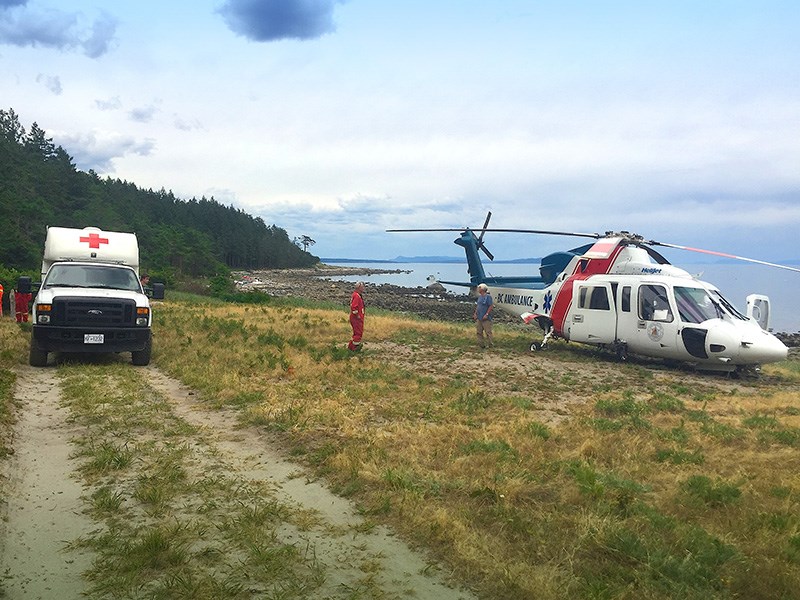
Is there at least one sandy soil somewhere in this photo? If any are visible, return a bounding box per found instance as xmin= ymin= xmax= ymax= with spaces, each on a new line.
xmin=0 ymin=361 xmax=476 ymax=599
xmin=0 ymin=366 xmax=94 ymax=599
xmin=144 ymin=366 xmax=476 ymax=599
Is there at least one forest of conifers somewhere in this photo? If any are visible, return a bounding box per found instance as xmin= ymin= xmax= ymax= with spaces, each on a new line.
xmin=0 ymin=108 xmax=318 ymax=280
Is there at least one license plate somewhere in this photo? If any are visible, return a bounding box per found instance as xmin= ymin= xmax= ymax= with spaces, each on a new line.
xmin=84 ymin=334 xmax=104 ymax=344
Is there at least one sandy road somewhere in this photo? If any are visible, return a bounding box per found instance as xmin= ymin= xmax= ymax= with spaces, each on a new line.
xmin=143 ymin=366 xmax=476 ymax=599
xmin=0 ymin=366 xmax=94 ymax=599
xmin=0 ymin=362 xmax=476 ymax=599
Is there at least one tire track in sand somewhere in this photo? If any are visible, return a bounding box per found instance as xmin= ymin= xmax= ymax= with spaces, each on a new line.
xmin=0 ymin=366 xmax=94 ymax=599
xmin=144 ymin=365 xmax=476 ymax=600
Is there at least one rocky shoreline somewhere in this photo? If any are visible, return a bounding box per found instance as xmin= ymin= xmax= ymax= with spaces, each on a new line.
xmin=236 ymin=265 xmax=486 ymax=324
xmin=235 ymin=266 xmax=800 ymax=347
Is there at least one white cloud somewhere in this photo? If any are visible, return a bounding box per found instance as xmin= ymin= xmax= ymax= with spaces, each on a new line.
xmin=95 ymin=96 xmax=122 ymax=111
xmin=128 ymin=104 xmax=159 ymax=123
xmin=0 ymin=2 xmax=117 ymax=57
xmin=35 ymin=73 xmax=61 ymax=94
xmin=55 ymin=130 xmax=156 ymax=173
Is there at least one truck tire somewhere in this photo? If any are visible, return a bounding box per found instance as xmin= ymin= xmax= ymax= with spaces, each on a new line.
xmin=131 ymin=340 xmax=152 ymax=366
xmin=29 ymin=345 xmax=48 ymax=367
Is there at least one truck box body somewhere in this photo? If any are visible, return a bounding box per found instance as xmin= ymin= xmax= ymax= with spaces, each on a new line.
xmin=25 ymin=226 xmax=162 ymax=366
xmin=41 ymin=226 xmax=140 ymax=277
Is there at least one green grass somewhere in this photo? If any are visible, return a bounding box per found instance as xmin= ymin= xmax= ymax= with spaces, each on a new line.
xmin=57 ymin=363 xmax=346 ymax=598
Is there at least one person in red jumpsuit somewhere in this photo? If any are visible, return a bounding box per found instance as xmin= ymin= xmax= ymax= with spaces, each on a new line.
xmin=348 ymin=282 xmax=365 ymax=351
xmin=15 ymin=290 xmax=31 ymax=322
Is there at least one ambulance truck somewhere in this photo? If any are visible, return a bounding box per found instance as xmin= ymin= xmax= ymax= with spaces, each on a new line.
xmin=18 ymin=226 xmax=164 ymax=366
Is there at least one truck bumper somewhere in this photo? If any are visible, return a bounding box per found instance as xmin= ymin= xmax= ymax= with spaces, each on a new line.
xmin=32 ymin=326 xmax=151 ymax=353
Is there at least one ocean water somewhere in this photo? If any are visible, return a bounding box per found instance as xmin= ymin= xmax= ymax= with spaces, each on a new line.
xmin=322 ymin=260 xmax=800 ymax=334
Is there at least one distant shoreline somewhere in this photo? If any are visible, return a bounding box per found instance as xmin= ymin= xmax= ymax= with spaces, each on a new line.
xmin=320 ymin=257 xmax=541 ymax=264
xmin=321 ymin=257 xmax=800 ymax=266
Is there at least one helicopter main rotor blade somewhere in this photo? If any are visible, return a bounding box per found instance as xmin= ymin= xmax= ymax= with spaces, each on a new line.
xmin=648 ymin=241 xmax=800 ymax=273
xmin=387 ymin=227 xmax=602 ymax=239
xmin=640 ymin=245 xmax=671 ymax=265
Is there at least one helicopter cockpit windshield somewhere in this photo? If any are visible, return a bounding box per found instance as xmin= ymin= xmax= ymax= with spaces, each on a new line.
xmin=674 ymin=286 xmax=747 ymax=324
xmin=710 ymin=290 xmax=748 ymax=321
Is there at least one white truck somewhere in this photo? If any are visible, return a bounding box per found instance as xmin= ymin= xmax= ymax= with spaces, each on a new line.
xmin=18 ymin=226 xmax=164 ymax=367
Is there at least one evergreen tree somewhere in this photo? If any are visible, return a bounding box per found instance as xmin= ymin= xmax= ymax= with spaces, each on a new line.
xmin=0 ymin=108 xmax=319 ymax=276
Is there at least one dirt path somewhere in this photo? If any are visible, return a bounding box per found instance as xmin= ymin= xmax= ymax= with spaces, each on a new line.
xmin=1 ymin=363 xmax=475 ymax=599
xmin=0 ymin=366 xmax=94 ymax=599
xmin=144 ymin=366 xmax=475 ymax=599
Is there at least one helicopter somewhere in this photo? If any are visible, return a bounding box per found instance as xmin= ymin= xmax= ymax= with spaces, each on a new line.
xmin=389 ymin=212 xmax=798 ymax=373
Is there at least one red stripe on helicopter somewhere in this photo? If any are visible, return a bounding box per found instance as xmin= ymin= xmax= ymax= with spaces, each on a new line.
xmin=549 ymin=239 xmax=626 ymax=335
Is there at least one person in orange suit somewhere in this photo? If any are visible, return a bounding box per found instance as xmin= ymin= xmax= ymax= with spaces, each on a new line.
xmin=347 ymin=282 xmax=365 ymax=351
xmin=15 ymin=289 xmax=32 ymax=323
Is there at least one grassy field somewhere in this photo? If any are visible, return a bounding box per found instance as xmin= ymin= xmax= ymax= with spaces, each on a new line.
xmin=2 ymin=294 xmax=800 ymax=599
xmin=152 ymin=294 xmax=800 ymax=599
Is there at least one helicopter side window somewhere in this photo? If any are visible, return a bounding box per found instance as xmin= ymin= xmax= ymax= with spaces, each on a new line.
xmin=621 ymin=286 xmax=631 ymax=312
xmin=639 ymin=284 xmax=673 ymax=322
xmin=578 ymin=285 xmax=610 ymax=310
xmin=589 ymin=286 xmax=610 ymax=310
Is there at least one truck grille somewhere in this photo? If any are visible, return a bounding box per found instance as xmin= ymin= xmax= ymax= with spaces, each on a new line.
xmin=52 ymin=297 xmax=136 ymax=327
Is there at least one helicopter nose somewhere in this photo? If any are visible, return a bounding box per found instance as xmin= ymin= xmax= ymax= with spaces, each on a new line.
xmin=706 ymin=323 xmax=788 ymax=365
xmin=741 ymin=330 xmax=789 ymax=364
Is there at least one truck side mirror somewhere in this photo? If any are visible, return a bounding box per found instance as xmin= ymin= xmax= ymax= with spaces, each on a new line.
xmin=151 ymin=282 xmax=165 ymax=300
xmin=17 ymin=276 xmax=32 ymax=295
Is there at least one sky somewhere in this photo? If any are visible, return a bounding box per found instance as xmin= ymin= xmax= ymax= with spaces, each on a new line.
xmin=2 ymin=0 xmax=800 ymax=265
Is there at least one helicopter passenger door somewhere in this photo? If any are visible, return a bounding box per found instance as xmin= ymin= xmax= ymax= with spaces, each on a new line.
xmin=567 ymin=282 xmax=617 ymax=344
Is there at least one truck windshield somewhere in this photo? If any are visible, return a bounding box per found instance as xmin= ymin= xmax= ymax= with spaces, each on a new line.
xmin=44 ymin=264 xmax=141 ymax=292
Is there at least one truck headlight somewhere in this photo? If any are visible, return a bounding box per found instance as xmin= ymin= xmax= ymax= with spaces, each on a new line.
xmin=136 ymin=307 xmax=150 ymax=326
xmin=36 ymin=304 xmax=52 ymax=324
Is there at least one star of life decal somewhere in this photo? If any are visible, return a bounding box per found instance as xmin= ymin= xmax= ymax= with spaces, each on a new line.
xmin=543 ymin=290 xmax=553 ymax=314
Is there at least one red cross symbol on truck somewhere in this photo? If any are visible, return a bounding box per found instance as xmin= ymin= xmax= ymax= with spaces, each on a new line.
xmin=80 ymin=233 xmax=110 ymax=249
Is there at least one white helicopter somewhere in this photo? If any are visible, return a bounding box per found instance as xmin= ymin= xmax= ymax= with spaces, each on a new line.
xmin=389 ymin=212 xmax=798 ymax=373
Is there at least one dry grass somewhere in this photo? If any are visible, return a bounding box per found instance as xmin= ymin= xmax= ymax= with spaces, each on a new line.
xmin=146 ymin=295 xmax=800 ymax=599
xmin=0 ymin=319 xmax=28 ymax=457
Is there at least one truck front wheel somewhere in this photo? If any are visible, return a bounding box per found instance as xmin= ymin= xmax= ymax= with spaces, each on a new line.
xmin=131 ymin=339 xmax=152 ymax=366
xmin=29 ymin=345 xmax=48 ymax=367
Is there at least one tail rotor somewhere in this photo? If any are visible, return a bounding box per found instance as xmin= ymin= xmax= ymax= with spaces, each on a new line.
xmin=476 ymin=211 xmax=495 ymax=261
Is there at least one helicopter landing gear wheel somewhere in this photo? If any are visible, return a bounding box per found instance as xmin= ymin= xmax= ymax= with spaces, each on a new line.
xmin=530 ymin=342 xmax=541 ymax=352
xmin=615 ymin=343 xmax=628 ymax=362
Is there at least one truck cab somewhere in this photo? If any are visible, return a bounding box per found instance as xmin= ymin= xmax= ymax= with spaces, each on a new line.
xmin=19 ymin=226 xmax=164 ymax=367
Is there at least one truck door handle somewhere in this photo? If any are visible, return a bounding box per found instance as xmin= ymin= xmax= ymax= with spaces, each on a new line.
xmin=573 ymin=314 xmax=583 ymax=323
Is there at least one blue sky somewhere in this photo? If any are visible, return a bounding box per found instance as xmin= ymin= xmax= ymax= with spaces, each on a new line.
xmin=2 ymin=0 xmax=799 ymax=264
